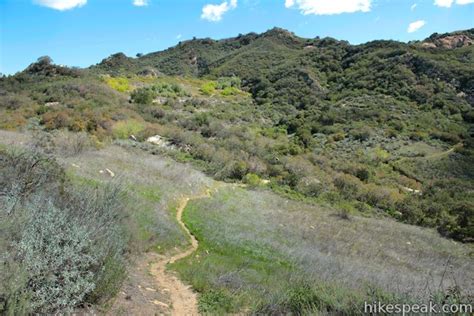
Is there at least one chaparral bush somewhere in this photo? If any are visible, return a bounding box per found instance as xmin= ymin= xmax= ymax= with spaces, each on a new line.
xmin=0 ymin=148 xmax=128 ymax=314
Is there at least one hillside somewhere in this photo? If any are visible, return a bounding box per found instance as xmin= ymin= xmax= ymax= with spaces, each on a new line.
xmin=0 ymin=28 xmax=473 ymax=314
xmin=3 ymin=28 xmax=473 ymax=241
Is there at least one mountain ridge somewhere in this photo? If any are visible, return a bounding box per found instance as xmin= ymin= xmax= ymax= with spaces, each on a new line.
xmin=92 ymin=27 xmax=474 ymax=109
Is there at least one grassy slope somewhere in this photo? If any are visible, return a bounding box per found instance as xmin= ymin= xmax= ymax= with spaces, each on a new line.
xmin=0 ymin=130 xmax=212 ymax=313
xmin=1 ymin=130 xmax=472 ymax=314
xmin=173 ymin=186 xmax=473 ymax=313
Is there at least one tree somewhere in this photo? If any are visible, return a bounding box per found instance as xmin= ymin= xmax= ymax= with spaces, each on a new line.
xmin=37 ymin=56 xmax=53 ymax=65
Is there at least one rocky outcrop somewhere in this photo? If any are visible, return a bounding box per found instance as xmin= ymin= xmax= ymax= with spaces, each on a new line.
xmin=423 ymin=34 xmax=473 ymax=49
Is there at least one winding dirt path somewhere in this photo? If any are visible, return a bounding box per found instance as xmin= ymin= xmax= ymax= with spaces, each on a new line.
xmin=149 ymin=188 xmax=214 ymax=315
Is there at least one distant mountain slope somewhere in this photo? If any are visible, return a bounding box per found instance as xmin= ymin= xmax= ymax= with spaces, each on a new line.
xmin=95 ymin=28 xmax=474 ymax=109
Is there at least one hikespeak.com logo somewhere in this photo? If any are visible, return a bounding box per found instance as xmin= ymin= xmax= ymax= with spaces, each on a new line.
xmin=364 ymin=301 xmax=473 ymax=315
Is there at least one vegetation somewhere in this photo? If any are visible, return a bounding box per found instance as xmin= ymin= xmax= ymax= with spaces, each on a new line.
xmin=1 ymin=30 xmax=473 ymax=241
xmin=0 ymin=28 xmax=473 ymax=313
xmin=0 ymin=148 xmax=127 ymax=314
xmin=172 ymin=186 xmax=473 ymax=314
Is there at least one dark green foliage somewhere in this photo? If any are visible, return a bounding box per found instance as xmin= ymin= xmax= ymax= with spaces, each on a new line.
xmin=131 ymin=87 xmax=155 ymax=104
xmin=24 ymin=56 xmax=82 ymax=77
xmin=131 ymin=82 xmax=189 ymax=104
xmin=440 ymin=202 xmax=473 ymax=242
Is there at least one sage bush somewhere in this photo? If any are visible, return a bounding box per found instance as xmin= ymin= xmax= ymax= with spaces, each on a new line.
xmin=0 ymin=148 xmax=127 ymax=314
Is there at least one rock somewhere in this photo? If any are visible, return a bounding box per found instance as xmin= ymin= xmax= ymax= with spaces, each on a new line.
xmin=146 ymin=135 xmax=174 ymax=149
xmin=421 ymin=42 xmax=437 ymax=49
xmin=423 ymin=34 xmax=474 ymax=49
xmin=137 ymin=67 xmax=162 ymax=77
xmin=152 ymin=300 xmax=169 ymax=308
xmin=437 ymin=35 xmax=473 ymax=48
xmin=44 ymin=101 xmax=60 ymax=107
xmin=401 ymin=186 xmax=422 ymax=195
xmin=152 ymin=97 xmax=168 ymax=104
xmin=105 ymin=168 xmax=115 ymax=177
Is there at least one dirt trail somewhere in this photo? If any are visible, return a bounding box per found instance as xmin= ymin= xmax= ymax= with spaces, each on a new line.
xmin=391 ymin=143 xmax=462 ymax=185
xmin=149 ymin=188 xmax=214 ymax=316
xmin=424 ymin=142 xmax=462 ymax=159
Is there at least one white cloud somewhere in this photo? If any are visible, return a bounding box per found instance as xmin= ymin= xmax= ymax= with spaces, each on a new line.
xmin=434 ymin=0 xmax=473 ymax=7
xmin=407 ymin=20 xmax=426 ymax=33
xmin=410 ymin=3 xmax=417 ymax=10
xmin=133 ymin=0 xmax=149 ymax=6
xmin=34 ymin=0 xmax=87 ymax=11
xmin=434 ymin=0 xmax=453 ymax=7
xmin=284 ymin=0 xmax=371 ymax=15
xmin=285 ymin=0 xmax=295 ymax=8
xmin=201 ymin=0 xmax=238 ymax=22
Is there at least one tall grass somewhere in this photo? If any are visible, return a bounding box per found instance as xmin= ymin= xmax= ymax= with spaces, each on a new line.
xmin=172 ymin=186 xmax=473 ymax=314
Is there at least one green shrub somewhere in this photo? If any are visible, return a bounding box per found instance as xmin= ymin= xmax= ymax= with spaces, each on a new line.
xmin=350 ymin=126 xmax=373 ymax=141
xmin=217 ymin=77 xmax=241 ymax=89
xmin=198 ymin=290 xmax=234 ymax=314
xmin=372 ymin=146 xmax=390 ymax=163
xmin=354 ymin=167 xmax=371 ymax=182
xmin=438 ymin=202 xmax=473 ymax=242
xmin=296 ymin=177 xmax=324 ymax=197
xmin=200 ymin=81 xmax=217 ymax=95
xmin=220 ymin=86 xmax=240 ymax=96
xmin=131 ymin=87 xmax=156 ymax=104
xmin=112 ymin=119 xmax=145 ymax=139
xmin=336 ymin=202 xmax=355 ymax=220
xmin=334 ymin=174 xmax=362 ymax=199
xmin=87 ymin=254 xmax=126 ymax=304
xmin=361 ymin=184 xmax=402 ymax=211
xmin=216 ymin=160 xmax=248 ymax=180
xmin=243 ymin=173 xmax=261 ymax=187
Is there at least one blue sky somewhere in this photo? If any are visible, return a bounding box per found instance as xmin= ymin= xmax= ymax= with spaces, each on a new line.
xmin=1 ymin=0 xmax=473 ymax=74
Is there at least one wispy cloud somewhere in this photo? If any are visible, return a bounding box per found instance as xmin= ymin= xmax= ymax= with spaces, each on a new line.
xmin=133 ymin=0 xmax=149 ymax=7
xmin=177 ymin=34 xmax=182 ymax=40
xmin=410 ymin=3 xmax=417 ymax=10
xmin=407 ymin=20 xmax=426 ymax=33
xmin=284 ymin=0 xmax=371 ymax=15
xmin=434 ymin=0 xmax=474 ymax=7
xmin=34 ymin=0 xmax=87 ymax=11
xmin=201 ymin=0 xmax=237 ymax=22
